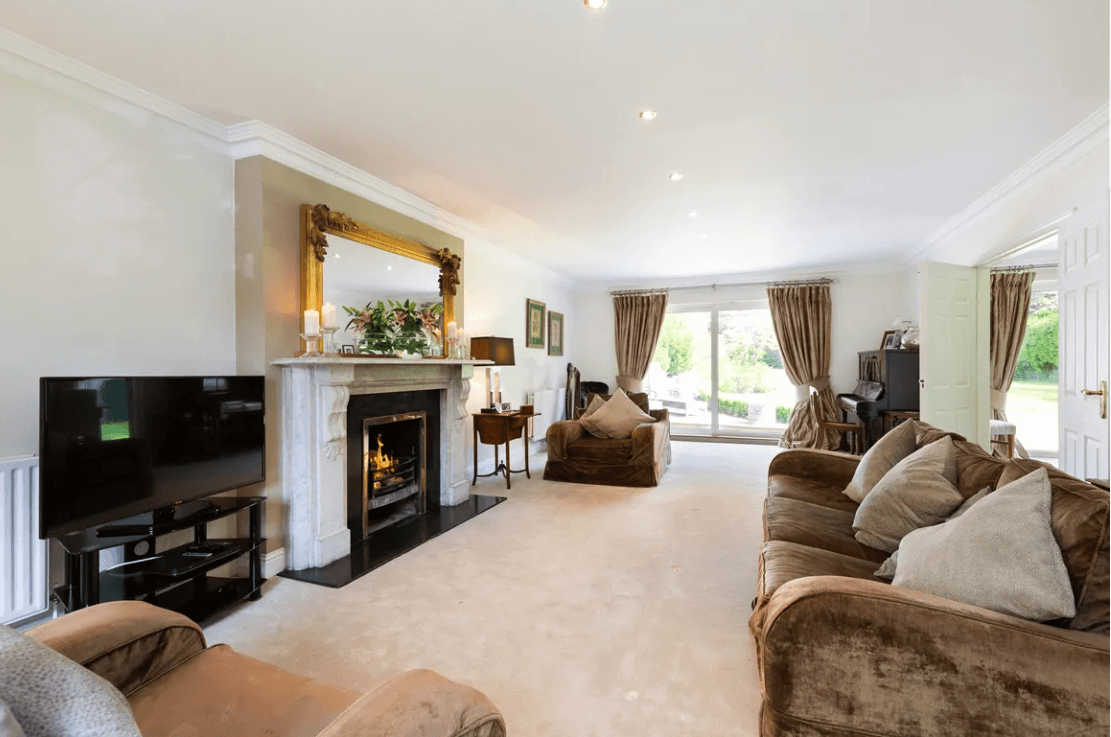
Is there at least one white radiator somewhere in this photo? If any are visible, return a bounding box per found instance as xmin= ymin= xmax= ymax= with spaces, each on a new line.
xmin=530 ymin=387 xmax=566 ymax=440
xmin=1 ymin=456 xmax=48 ymax=625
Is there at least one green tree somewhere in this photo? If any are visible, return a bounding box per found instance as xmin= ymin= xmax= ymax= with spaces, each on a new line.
xmin=653 ymin=316 xmax=695 ymax=377
xmin=1017 ymin=309 xmax=1058 ymax=373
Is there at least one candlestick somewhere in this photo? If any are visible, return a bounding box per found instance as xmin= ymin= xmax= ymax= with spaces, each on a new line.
xmin=303 ymin=309 xmax=320 ymax=336
xmin=321 ymin=303 xmax=336 ymax=329
xmin=322 ymin=326 xmax=339 ymax=355
xmin=300 ymin=333 xmax=320 ymax=357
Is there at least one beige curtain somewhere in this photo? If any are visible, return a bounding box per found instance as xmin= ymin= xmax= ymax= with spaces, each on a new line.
xmin=768 ymin=283 xmax=839 ymax=449
xmin=613 ymin=292 xmax=669 ymax=392
xmin=990 ymin=271 xmax=1035 ymax=458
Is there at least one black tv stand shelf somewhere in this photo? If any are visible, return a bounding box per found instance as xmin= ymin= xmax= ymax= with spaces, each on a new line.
xmin=53 ymin=497 xmax=265 ymax=623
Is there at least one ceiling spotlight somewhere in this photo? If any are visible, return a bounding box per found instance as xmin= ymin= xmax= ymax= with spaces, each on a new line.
xmin=387 ymin=265 xmax=393 ymax=271
xmin=699 ymin=234 xmax=709 ymax=240
xmin=669 ymin=172 xmax=683 ymax=181
xmin=639 ymin=109 xmax=657 ymax=120
xmin=688 ymin=211 xmax=698 ymax=218
xmin=584 ymin=0 xmax=607 ymax=9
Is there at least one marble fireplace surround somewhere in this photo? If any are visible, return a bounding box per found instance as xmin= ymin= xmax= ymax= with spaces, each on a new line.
xmin=272 ymin=356 xmax=490 ymax=571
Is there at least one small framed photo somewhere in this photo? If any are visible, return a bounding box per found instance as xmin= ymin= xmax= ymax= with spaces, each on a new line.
xmin=548 ymin=311 xmax=564 ymax=356
xmin=500 ymin=402 xmax=513 ymax=413
xmin=881 ymin=330 xmax=901 ymax=350
xmin=526 ymin=298 xmax=546 ymax=348
xmin=340 ymin=344 xmax=356 ymax=355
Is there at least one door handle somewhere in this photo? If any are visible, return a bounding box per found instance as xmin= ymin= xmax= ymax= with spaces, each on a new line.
xmin=1082 ymin=380 xmax=1107 ymax=419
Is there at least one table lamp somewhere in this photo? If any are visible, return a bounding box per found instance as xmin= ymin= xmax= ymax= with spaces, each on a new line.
xmin=470 ymin=336 xmax=516 ymax=409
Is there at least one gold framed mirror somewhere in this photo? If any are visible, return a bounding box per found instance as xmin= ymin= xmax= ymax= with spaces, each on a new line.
xmin=300 ymin=204 xmax=461 ymax=354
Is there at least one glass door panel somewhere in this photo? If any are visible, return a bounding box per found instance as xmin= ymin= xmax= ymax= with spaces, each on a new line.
xmin=715 ymin=309 xmax=794 ymax=435
xmin=647 ymin=311 xmax=713 ymax=434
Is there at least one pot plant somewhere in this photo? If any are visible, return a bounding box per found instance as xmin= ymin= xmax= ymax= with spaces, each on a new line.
xmin=344 ymin=299 xmax=443 ymax=357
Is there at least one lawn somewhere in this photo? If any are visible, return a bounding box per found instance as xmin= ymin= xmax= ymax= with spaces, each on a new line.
xmin=1008 ymin=380 xmax=1057 ymax=453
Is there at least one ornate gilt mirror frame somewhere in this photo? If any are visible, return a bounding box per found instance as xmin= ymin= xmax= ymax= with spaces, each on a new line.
xmin=300 ymin=203 xmax=461 ymax=354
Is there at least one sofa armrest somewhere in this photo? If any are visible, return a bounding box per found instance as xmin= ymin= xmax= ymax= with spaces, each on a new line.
xmin=757 ymin=576 xmax=1110 ymax=737
xmin=545 ymin=420 xmax=584 ymax=462
xmin=318 ymin=669 xmax=505 ymax=737
xmin=767 ymin=448 xmax=859 ymax=488
xmin=631 ymin=419 xmax=669 ymax=467
xmin=648 ymin=408 xmax=670 ymax=423
xmin=26 ymin=600 xmax=206 ymax=696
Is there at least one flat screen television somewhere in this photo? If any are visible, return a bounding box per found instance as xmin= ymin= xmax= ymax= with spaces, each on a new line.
xmin=39 ymin=376 xmax=265 ymax=539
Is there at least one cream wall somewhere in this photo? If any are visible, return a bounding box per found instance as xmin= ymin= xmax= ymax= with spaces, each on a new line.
xmin=0 ymin=68 xmax=236 ymax=458
xmin=463 ymin=239 xmax=576 ymax=474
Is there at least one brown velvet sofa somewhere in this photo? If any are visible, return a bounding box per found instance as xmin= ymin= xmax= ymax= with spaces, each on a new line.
xmin=543 ymin=392 xmax=671 ymax=487
xmin=26 ymin=600 xmax=505 ymax=737
xmin=749 ymin=423 xmax=1110 ymax=737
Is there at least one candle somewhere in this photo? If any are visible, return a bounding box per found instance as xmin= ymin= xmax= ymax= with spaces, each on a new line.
xmin=447 ymin=321 xmax=457 ymax=339
xmin=321 ymin=303 xmax=336 ymax=328
xmin=303 ymin=309 xmax=320 ymax=336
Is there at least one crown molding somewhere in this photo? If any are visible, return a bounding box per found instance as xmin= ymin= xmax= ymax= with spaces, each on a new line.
xmin=0 ymin=26 xmax=228 ymax=147
xmin=906 ymin=102 xmax=1110 ymax=264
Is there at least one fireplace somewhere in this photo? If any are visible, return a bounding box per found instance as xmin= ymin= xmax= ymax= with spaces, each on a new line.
xmin=346 ymin=390 xmax=441 ymax=542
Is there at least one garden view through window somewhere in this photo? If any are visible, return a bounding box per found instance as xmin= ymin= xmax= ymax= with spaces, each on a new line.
xmin=1009 ymin=290 xmax=1059 ymax=455
xmin=646 ymin=309 xmax=795 ymax=436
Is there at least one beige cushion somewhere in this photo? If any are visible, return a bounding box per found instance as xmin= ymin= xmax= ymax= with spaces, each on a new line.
xmin=852 ymin=436 xmax=962 ymax=553
xmin=0 ymin=624 xmax=143 ymax=737
xmin=0 ymin=700 xmax=25 ymax=737
xmin=580 ymin=388 xmax=655 ymax=440
xmin=875 ymin=487 xmax=991 ymax=579
xmin=581 ymin=394 xmax=605 ymax=420
xmin=893 ymin=468 xmax=1076 ymax=622
xmin=842 ymin=419 xmax=918 ymax=503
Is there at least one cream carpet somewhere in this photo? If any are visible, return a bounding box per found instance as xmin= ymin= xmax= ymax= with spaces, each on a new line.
xmin=204 ymin=441 xmax=779 ymax=736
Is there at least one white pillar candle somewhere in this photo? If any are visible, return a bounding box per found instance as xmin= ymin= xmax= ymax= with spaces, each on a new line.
xmin=447 ymin=321 xmax=457 ymax=339
xmin=303 ymin=309 xmax=320 ymax=335
xmin=321 ymin=303 xmax=336 ymax=328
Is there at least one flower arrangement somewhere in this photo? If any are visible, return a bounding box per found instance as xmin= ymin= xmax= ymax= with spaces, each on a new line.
xmin=344 ymin=299 xmax=443 ymax=356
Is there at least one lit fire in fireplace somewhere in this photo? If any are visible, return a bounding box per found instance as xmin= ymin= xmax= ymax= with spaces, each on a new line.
xmin=366 ymin=434 xmax=403 ymax=490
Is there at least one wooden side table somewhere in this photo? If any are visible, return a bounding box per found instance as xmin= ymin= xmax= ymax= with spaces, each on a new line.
xmin=472 ymin=411 xmax=540 ymax=489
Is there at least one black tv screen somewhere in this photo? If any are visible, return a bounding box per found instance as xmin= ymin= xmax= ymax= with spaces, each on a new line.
xmin=39 ymin=376 xmax=265 ymax=538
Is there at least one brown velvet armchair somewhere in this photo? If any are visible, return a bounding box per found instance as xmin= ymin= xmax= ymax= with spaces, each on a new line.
xmin=543 ymin=392 xmax=671 ymax=487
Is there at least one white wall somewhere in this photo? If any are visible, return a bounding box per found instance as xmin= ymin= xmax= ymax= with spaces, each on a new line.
xmin=0 ymin=67 xmax=236 ymax=458
xmin=569 ymin=270 xmax=917 ymax=401
xmin=463 ymin=239 xmax=576 ymax=472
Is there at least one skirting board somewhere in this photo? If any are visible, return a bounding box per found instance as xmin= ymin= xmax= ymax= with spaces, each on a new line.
xmin=263 ymin=547 xmax=287 ymax=578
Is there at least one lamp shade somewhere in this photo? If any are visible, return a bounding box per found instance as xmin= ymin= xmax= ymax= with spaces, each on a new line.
xmin=471 ymin=336 xmax=515 ymax=366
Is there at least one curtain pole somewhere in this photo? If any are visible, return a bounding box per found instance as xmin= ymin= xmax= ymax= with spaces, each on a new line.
xmin=989 ymin=263 xmax=1056 ymax=273
xmin=610 ymin=277 xmax=834 ymax=295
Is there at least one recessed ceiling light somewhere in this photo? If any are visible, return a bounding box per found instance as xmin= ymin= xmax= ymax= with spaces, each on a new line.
xmin=669 ymin=172 xmax=683 ymax=181
xmin=699 ymin=234 xmax=709 ymax=240
xmin=387 ymin=266 xmax=393 ymax=271
xmin=334 ymin=254 xmax=341 ymax=258
xmin=688 ymin=211 xmax=698 ymax=218
xmin=584 ymin=0 xmax=607 ymax=10
xmin=639 ymin=109 xmax=657 ymax=120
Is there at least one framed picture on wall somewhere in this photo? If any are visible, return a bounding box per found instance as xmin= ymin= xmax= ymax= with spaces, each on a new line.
xmin=548 ymin=311 xmax=564 ymax=356
xmin=527 ymin=298 xmax=546 ymax=348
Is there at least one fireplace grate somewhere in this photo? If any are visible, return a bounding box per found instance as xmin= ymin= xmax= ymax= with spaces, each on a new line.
xmin=368 ymin=455 xmax=419 ymax=508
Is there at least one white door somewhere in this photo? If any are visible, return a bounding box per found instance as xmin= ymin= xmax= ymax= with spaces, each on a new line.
xmin=919 ymin=261 xmax=990 ymax=448
xmin=1058 ymin=200 xmax=1109 ymax=480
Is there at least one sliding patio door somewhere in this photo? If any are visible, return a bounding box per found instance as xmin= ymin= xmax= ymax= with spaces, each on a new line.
xmin=648 ymin=306 xmax=793 ymax=438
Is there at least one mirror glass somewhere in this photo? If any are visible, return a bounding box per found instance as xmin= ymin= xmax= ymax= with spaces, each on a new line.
xmin=322 ymin=233 xmax=443 ymax=347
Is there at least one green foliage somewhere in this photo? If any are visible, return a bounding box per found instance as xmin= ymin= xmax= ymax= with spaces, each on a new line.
xmin=775 ymin=405 xmax=791 ymax=424
xmin=654 ymin=316 xmax=696 ymax=377
xmin=1016 ymin=309 xmax=1058 ymax=374
xmin=344 ymin=299 xmax=441 ymax=355
xmin=717 ymin=398 xmax=749 ymax=418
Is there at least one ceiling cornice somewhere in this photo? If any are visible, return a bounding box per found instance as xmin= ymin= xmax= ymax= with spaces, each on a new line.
xmin=905 ymin=101 xmax=1110 ymax=264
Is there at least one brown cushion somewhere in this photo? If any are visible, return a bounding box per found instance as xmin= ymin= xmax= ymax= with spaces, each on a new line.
xmin=764 ymin=497 xmax=888 ymax=564
xmin=915 ymin=421 xmax=967 ymax=447
xmin=769 ymin=475 xmax=859 ymax=513
xmin=952 ymin=440 xmax=1009 ymax=499
xmin=998 ymin=460 xmax=1110 ymax=634
xmin=757 ymin=540 xmax=887 ymax=604
xmin=565 ymin=435 xmax=635 ymax=462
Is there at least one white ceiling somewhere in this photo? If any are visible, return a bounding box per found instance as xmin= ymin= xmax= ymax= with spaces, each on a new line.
xmin=0 ymin=1 xmax=1106 ymax=284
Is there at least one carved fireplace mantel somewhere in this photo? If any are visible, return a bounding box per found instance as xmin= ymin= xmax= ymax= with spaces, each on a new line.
xmin=272 ymin=356 xmax=490 ymax=570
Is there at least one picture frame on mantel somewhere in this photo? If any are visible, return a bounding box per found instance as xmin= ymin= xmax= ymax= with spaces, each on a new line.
xmin=548 ymin=311 xmax=564 ymax=356
xmin=527 ymin=298 xmax=546 ymax=348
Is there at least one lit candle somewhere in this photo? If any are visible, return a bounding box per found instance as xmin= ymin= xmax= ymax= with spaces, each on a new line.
xmin=321 ymin=303 xmax=336 ymax=328
xmin=447 ymin=321 xmax=457 ymax=339
xmin=303 ymin=309 xmax=320 ymax=336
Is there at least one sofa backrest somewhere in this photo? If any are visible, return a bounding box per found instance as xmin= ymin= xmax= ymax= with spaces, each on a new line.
xmin=914 ymin=421 xmax=1008 ymax=499
xmin=998 ymin=459 xmax=1110 ymax=635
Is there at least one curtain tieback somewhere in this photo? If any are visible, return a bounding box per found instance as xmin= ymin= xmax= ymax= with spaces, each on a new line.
xmin=616 ymin=375 xmax=645 ymax=394
xmin=991 ymin=388 xmax=1008 ymax=412
xmin=795 ymin=377 xmax=831 ymax=403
